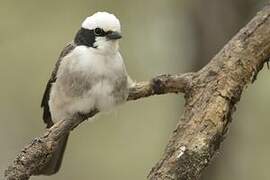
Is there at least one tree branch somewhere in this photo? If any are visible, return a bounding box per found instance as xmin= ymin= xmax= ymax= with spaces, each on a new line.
xmin=148 ymin=5 xmax=270 ymax=180
xmin=4 ymin=5 xmax=270 ymax=180
xmin=4 ymin=73 xmax=192 ymax=180
xmin=128 ymin=73 xmax=193 ymax=100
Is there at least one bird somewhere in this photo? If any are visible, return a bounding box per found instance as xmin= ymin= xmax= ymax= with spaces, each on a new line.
xmin=40 ymin=12 xmax=132 ymax=175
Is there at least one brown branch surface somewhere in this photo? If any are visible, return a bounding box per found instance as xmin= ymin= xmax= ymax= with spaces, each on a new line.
xmin=148 ymin=5 xmax=270 ymax=180
xmin=4 ymin=74 xmax=192 ymax=180
xmin=4 ymin=5 xmax=270 ymax=180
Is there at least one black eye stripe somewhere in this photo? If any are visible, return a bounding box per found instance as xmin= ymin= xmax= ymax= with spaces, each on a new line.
xmin=74 ymin=28 xmax=96 ymax=47
xmin=74 ymin=28 xmax=114 ymax=48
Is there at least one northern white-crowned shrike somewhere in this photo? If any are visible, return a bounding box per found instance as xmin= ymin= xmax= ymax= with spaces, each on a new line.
xmin=40 ymin=12 xmax=132 ymax=175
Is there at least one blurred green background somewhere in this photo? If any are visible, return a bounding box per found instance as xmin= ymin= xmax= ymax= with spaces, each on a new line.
xmin=1 ymin=0 xmax=270 ymax=180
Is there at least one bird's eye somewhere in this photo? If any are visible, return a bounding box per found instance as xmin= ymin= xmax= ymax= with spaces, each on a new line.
xmin=94 ymin=28 xmax=103 ymax=36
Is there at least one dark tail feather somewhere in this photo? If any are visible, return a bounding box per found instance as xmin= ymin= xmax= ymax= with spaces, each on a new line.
xmin=39 ymin=133 xmax=69 ymax=175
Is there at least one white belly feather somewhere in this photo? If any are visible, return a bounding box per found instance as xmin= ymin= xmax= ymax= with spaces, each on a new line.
xmin=49 ymin=46 xmax=128 ymax=122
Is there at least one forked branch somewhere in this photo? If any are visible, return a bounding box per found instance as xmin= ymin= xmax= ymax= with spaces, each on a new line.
xmin=4 ymin=73 xmax=192 ymax=180
xmin=5 ymin=5 xmax=270 ymax=180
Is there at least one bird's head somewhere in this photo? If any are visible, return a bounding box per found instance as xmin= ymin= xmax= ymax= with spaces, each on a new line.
xmin=74 ymin=12 xmax=122 ymax=54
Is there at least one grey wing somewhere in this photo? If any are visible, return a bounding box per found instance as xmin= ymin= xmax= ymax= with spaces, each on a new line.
xmin=41 ymin=43 xmax=75 ymax=128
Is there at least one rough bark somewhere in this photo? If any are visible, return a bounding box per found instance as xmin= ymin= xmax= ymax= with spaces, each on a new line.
xmin=148 ymin=5 xmax=270 ymax=180
xmin=4 ymin=5 xmax=270 ymax=180
xmin=4 ymin=73 xmax=192 ymax=180
xmin=188 ymin=1 xmax=257 ymax=179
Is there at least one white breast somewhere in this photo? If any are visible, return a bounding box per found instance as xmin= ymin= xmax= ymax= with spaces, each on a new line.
xmin=49 ymin=46 xmax=128 ymax=122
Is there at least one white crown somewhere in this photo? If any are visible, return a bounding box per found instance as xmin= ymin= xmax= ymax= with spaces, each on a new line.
xmin=82 ymin=12 xmax=121 ymax=32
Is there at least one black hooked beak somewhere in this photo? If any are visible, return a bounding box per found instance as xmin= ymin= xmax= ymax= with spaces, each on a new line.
xmin=106 ymin=31 xmax=122 ymax=40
